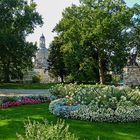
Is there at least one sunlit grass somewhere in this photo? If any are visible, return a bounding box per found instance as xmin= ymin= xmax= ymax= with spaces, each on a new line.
xmin=0 ymin=83 xmax=57 ymax=89
xmin=0 ymin=103 xmax=140 ymax=140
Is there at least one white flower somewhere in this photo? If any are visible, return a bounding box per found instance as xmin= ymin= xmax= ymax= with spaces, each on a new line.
xmin=103 ymin=95 xmax=107 ymax=98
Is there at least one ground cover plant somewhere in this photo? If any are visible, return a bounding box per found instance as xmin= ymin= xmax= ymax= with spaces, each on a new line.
xmin=0 ymin=83 xmax=57 ymax=89
xmin=0 ymin=103 xmax=140 ymax=140
xmin=0 ymin=95 xmax=57 ymax=108
xmin=49 ymin=84 xmax=140 ymax=122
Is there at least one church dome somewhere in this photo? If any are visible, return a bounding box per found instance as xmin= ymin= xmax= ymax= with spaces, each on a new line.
xmin=40 ymin=34 xmax=45 ymax=39
xmin=39 ymin=34 xmax=46 ymax=49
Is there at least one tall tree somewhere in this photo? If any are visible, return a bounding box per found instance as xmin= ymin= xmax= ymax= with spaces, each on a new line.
xmin=0 ymin=0 xmax=43 ymax=82
xmin=133 ymin=4 xmax=140 ymax=55
xmin=54 ymin=0 xmax=140 ymax=84
xmin=48 ymin=37 xmax=66 ymax=83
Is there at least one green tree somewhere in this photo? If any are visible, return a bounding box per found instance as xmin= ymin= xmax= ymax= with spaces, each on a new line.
xmin=133 ymin=4 xmax=140 ymax=55
xmin=48 ymin=37 xmax=66 ymax=83
xmin=54 ymin=5 xmax=99 ymax=83
xmin=54 ymin=0 xmax=140 ymax=84
xmin=0 ymin=0 xmax=43 ymax=82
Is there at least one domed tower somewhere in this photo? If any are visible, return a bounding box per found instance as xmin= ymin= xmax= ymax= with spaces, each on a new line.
xmin=35 ymin=34 xmax=48 ymax=69
xmin=40 ymin=34 xmax=45 ymax=48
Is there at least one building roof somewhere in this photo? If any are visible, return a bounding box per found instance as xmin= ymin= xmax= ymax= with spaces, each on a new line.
xmin=40 ymin=34 xmax=45 ymax=39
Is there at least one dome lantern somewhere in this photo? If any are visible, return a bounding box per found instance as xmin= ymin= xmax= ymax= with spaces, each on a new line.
xmin=39 ymin=34 xmax=45 ymax=48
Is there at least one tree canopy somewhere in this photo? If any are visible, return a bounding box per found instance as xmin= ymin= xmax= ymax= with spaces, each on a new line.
xmin=52 ymin=0 xmax=140 ymax=84
xmin=0 ymin=0 xmax=43 ymax=82
xmin=48 ymin=36 xmax=66 ymax=83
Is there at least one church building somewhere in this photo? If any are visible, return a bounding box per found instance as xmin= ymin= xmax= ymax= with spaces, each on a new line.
xmin=14 ymin=34 xmax=60 ymax=83
xmin=34 ymin=34 xmax=48 ymax=69
xmin=32 ymin=34 xmax=60 ymax=83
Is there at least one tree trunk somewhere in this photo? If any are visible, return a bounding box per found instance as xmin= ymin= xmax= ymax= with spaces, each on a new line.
xmin=98 ymin=49 xmax=105 ymax=84
xmin=3 ymin=62 xmax=10 ymax=83
xmin=60 ymin=74 xmax=64 ymax=83
xmin=4 ymin=73 xmax=10 ymax=83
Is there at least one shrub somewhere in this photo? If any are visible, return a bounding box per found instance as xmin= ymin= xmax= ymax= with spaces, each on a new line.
xmin=129 ymin=88 xmax=140 ymax=105
xmin=49 ymin=83 xmax=106 ymax=98
xmin=65 ymin=74 xmax=74 ymax=83
xmin=17 ymin=119 xmax=79 ymax=140
xmin=32 ymin=74 xmax=41 ymax=83
xmin=49 ymin=83 xmax=78 ymax=98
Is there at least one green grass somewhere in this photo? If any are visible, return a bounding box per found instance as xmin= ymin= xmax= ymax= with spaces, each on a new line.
xmin=0 ymin=83 xmax=57 ymax=89
xmin=0 ymin=83 xmax=108 ymax=90
xmin=0 ymin=103 xmax=140 ymax=140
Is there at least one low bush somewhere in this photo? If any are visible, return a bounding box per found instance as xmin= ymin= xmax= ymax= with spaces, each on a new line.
xmin=49 ymin=83 xmax=106 ymax=98
xmin=49 ymin=83 xmax=78 ymax=98
xmin=17 ymin=119 xmax=79 ymax=140
xmin=32 ymin=74 xmax=41 ymax=83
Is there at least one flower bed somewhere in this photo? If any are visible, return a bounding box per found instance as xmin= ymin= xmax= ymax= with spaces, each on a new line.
xmin=0 ymin=95 xmax=57 ymax=109
xmin=49 ymin=98 xmax=80 ymax=118
xmin=49 ymin=84 xmax=140 ymax=122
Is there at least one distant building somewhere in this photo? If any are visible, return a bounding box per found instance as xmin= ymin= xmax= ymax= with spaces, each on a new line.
xmin=23 ymin=34 xmax=60 ymax=83
xmin=34 ymin=34 xmax=48 ymax=69
xmin=10 ymin=34 xmax=60 ymax=83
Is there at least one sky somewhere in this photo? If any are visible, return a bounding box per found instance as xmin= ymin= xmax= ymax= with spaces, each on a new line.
xmin=27 ymin=0 xmax=140 ymax=48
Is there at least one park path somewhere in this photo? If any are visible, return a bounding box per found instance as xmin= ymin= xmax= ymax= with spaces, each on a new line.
xmin=0 ymin=89 xmax=49 ymax=96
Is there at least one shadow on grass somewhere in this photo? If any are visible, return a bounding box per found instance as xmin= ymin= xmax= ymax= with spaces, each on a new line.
xmin=65 ymin=119 xmax=140 ymax=140
xmin=0 ymin=103 xmax=140 ymax=140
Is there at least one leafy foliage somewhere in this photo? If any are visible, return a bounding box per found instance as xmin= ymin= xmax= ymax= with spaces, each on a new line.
xmin=32 ymin=74 xmax=41 ymax=83
xmin=53 ymin=0 xmax=140 ymax=83
xmin=48 ymin=36 xmax=66 ymax=83
xmin=17 ymin=119 xmax=79 ymax=140
xmin=0 ymin=0 xmax=43 ymax=82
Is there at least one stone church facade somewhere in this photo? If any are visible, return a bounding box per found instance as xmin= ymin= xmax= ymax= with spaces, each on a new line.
xmin=34 ymin=34 xmax=48 ymax=69
xmin=23 ymin=34 xmax=60 ymax=83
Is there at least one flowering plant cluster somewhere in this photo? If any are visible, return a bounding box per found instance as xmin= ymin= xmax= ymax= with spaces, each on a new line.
xmin=69 ymin=101 xmax=140 ymax=122
xmin=0 ymin=95 xmax=57 ymax=109
xmin=17 ymin=119 xmax=79 ymax=140
xmin=48 ymin=83 xmax=78 ymax=98
xmin=0 ymin=98 xmax=40 ymax=108
xmin=49 ymin=83 xmax=105 ymax=98
xmin=49 ymin=98 xmax=80 ymax=118
xmin=49 ymin=84 xmax=140 ymax=122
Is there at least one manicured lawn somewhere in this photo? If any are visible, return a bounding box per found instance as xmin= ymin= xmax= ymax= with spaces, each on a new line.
xmin=0 ymin=83 xmax=57 ymax=89
xmin=0 ymin=103 xmax=140 ymax=140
